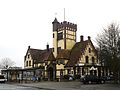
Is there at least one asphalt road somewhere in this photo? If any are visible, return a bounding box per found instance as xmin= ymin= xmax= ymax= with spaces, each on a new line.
xmin=0 ymin=82 xmax=120 ymax=90
xmin=0 ymin=84 xmax=43 ymax=90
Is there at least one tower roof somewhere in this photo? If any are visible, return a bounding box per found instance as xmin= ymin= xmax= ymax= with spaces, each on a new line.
xmin=52 ymin=18 xmax=59 ymax=23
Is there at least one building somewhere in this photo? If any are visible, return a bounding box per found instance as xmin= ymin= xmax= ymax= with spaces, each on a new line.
xmin=24 ymin=18 xmax=101 ymax=81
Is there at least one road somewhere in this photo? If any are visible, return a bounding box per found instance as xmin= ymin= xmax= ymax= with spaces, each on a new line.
xmin=0 ymin=82 xmax=120 ymax=90
xmin=0 ymin=83 xmax=43 ymax=90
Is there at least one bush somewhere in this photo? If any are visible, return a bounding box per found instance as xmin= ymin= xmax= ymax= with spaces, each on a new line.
xmin=64 ymin=75 xmax=69 ymax=80
xmin=74 ymin=74 xmax=81 ymax=79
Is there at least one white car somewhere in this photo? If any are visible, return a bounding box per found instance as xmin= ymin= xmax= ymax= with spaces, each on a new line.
xmin=0 ymin=75 xmax=7 ymax=83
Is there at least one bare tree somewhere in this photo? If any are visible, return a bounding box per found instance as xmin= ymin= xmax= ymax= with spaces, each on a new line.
xmin=96 ymin=23 xmax=120 ymax=83
xmin=0 ymin=58 xmax=15 ymax=69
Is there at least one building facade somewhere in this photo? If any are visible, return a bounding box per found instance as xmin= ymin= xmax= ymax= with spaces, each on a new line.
xmin=24 ymin=18 xmax=102 ymax=81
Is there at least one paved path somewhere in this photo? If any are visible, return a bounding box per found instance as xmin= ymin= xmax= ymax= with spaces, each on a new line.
xmin=0 ymin=83 xmax=43 ymax=90
xmin=13 ymin=81 xmax=120 ymax=90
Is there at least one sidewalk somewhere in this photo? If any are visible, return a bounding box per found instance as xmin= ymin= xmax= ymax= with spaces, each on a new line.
xmin=7 ymin=81 xmax=120 ymax=90
xmin=11 ymin=81 xmax=81 ymax=90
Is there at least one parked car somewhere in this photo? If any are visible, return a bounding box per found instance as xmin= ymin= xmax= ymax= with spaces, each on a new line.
xmin=83 ymin=75 xmax=105 ymax=84
xmin=0 ymin=75 xmax=7 ymax=83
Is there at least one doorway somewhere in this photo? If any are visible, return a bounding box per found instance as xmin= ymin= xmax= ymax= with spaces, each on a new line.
xmin=48 ymin=67 xmax=53 ymax=81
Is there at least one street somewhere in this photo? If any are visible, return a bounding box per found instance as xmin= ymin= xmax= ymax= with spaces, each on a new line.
xmin=0 ymin=82 xmax=120 ymax=90
xmin=0 ymin=84 xmax=43 ymax=90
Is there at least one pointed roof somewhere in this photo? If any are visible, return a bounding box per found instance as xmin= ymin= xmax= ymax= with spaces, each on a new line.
xmin=52 ymin=18 xmax=59 ymax=23
xmin=66 ymin=39 xmax=97 ymax=66
xmin=25 ymin=48 xmax=55 ymax=63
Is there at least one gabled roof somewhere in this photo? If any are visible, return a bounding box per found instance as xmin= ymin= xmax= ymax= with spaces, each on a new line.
xmin=56 ymin=49 xmax=70 ymax=60
xmin=25 ymin=48 xmax=55 ymax=63
xmin=66 ymin=40 xmax=97 ymax=66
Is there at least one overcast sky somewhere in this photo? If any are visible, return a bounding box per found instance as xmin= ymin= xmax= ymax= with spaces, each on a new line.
xmin=0 ymin=0 xmax=120 ymax=68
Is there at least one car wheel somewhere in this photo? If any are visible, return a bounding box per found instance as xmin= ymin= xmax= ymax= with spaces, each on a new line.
xmin=101 ymin=80 xmax=104 ymax=84
xmin=88 ymin=81 xmax=92 ymax=84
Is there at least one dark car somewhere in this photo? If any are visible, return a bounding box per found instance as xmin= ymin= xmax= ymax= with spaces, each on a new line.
xmin=83 ymin=75 xmax=105 ymax=84
xmin=0 ymin=75 xmax=7 ymax=83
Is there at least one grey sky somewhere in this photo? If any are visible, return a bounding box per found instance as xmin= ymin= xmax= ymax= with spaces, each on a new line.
xmin=0 ymin=0 xmax=120 ymax=67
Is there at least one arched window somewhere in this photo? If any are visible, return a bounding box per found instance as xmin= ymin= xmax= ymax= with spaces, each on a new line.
xmin=86 ymin=56 xmax=89 ymax=63
xmin=92 ymin=57 xmax=95 ymax=64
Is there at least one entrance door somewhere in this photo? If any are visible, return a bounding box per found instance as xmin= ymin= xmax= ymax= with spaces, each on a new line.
xmin=90 ymin=70 xmax=97 ymax=75
xmin=48 ymin=67 xmax=53 ymax=81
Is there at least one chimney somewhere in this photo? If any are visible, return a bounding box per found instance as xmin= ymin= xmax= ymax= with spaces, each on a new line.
xmin=88 ymin=36 xmax=91 ymax=41
xmin=47 ymin=44 xmax=49 ymax=51
xmin=80 ymin=35 xmax=84 ymax=42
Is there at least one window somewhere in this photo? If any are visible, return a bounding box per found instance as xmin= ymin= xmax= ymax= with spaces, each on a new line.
xmin=53 ymin=33 xmax=54 ymax=38
xmin=52 ymin=48 xmax=54 ymax=52
xmin=68 ymin=69 xmax=71 ymax=74
xmin=29 ymin=61 xmax=31 ymax=66
xmin=89 ymin=48 xmax=91 ymax=53
xmin=77 ymin=68 xmax=80 ymax=73
xmin=58 ymin=60 xmax=60 ymax=65
xmin=57 ymin=47 xmax=61 ymax=54
xmin=60 ymin=60 xmax=64 ymax=64
xmin=57 ymin=32 xmax=63 ymax=40
xmin=26 ymin=61 xmax=28 ymax=66
xmin=86 ymin=56 xmax=89 ymax=63
xmin=28 ymin=54 xmax=30 ymax=59
xmin=82 ymin=68 xmax=84 ymax=75
xmin=92 ymin=57 xmax=95 ymax=64
xmin=56 ymin=60 xmax=58 ymax=64
xmin=45 ymin=61 xmax=48 ymax=65
xmin=41 ymin=63 xmax=43 ymax=66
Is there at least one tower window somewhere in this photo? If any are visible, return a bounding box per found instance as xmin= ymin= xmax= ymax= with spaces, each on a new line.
xmin=53 ymin=33 xmax=54 ymax=38
xmin=57 ymin=32 xmax=63 ymax=40
xmin=86 ymin=56 xmax=89 ymax=63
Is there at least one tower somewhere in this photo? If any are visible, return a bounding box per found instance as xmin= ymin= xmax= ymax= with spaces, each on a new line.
xmin=52 ymin=18 xmax=77 ymax=57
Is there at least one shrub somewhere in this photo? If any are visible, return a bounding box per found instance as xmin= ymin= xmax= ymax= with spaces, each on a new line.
xmin=64 ymin=75 xmax=69 ymax=80
xmin=74 ymin=74 xmax=81 ymax=79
